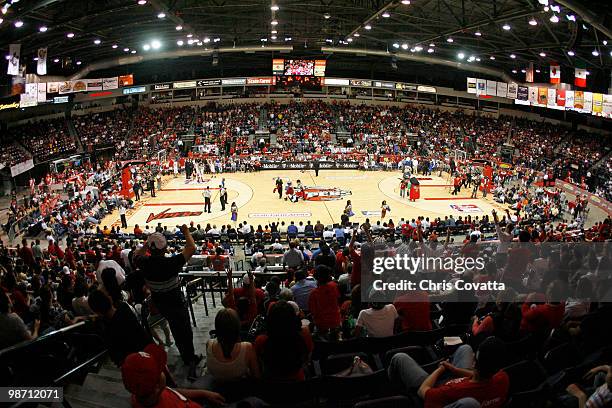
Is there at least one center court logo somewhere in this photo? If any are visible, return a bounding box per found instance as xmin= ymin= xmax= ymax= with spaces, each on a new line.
xmin=301 ymin=187 xmax=352 ymax=201
xmin=147 ymin=208 xmax=203 ymax=223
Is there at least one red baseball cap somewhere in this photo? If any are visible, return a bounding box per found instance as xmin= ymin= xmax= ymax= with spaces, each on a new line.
xmin=121 ymin=344 xmax=167 ymax=397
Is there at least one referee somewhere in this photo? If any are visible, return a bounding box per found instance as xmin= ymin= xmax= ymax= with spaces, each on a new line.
xmin=133 ymin=225 xmax=202 ymax=378
xmin=203 ymin=186 xmax=211 ymax=213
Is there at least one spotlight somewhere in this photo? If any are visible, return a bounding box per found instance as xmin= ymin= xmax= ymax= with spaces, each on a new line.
xmin=592 ymin=49 xmax=599 ymax=56
xmin=429 ymin=43 xmax=435 ymax=47
xmin=510 ymin=53 xmax=516 ymax=58
xmin=143 ymin=44 xmax=151 ymax=51
xmin=401 ymin=43 xmax=408 ymax=49
xmin=53 ymin=58 xmax=59 ymax=62
xmin=567 ymin=50 xmax=574 ymax=56
xmin=112 ymin=44 xmax=118 ymax=49
xmin=490 ymin=56 xmax=495 ymax=60
xmin=131 ymin=50 xmax=136 ymax=54
xmin=177 ymin=40 xmax=184 ymax=46
xmin=137 ymin=0 xmax=146 ymax=4
xmin=549 ymin=14 xmax=559 ymax=23
xmin=271 ymin=30 xmax=277 ymax=34
xmin=354 ymin=33 xmax=360 ymax=37
xmin=66 ymin=32 xmax=75 ymax=38
xmin=213 ymin=38 xmax=220 ymax=42
xmin=347 ymin=38 xmax=353 ymax=42
xmin=447 ymin=37 xmax=454 ymax=43
xmin=566 ymin=14 xmax=576 ymax=21
xmin=475 ymin=31 xmax=482 ymax=36
xmin=270 ymin=5 xmax=279 ymax=11
xmin=539 ymin=52 xmax=546 ymax=57
xmin=203 ymin=37 xmax=210 ymax=43
xmin=458 ymin=52 xmax=465 ymax=59
xmin=323 ymin=13 xmax=331 ymax=19
xmin=529 ymin=18 xmax=538 ymax=26
xmin=151 ymin=39 xmax=161 ymax=49
xmin=414 ymin=45 xmax=423 ymax=51
xmin=512 ymin=69 xmax=517 ymax=73
xmin=39 ymin=26 xmax=48 ymax=32
xmin=502 ymin=23 xmax=511 ymax=30
xmin=76 ymin=61 xmax=82 ymax=65
xmin=381 ymin=11 xmax=390 ymax=18
xmin=157 ymin=12 xmax=165 ymax=18
xmin=364 ymin=24 xmax=371 ymax=30
xmin=94 ymin=39 xmax=101 ymax=45
xmin=175 ymin=25 xmax=182 ymax=30
xmin=535 ymin=69 xmax=541 ymax=73
xmin=284 ymin=37 xmax=291 ymax=41
xmin=14 ymin=20 xmax=23 ymax=28
xmin=124 ymin=48 xmax=130 ymax=52
xmin=427 ymin=48 xmax=434 ymax=53
xmin=392 ymin=43 xmax=399 ymax=48
xmin=401 ymin=0 xmax=411 ymax=4
xmin=521 ymin=69 xmax=526 ymax=73
xmin=270 ymin=19 xmax=278 ymax=25
xmin=271 ymin=35 xmax=277 ymax=40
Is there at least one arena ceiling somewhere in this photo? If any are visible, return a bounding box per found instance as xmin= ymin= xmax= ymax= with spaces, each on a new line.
xmin=0 ymin=0 xmax=610 ymax=84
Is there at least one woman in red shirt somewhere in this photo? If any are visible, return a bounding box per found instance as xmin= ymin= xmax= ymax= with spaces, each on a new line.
xmin=308 ymin=265 xmax=341 ymax=335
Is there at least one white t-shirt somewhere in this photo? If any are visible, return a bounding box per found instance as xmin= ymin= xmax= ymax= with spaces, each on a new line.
xmin=96 ymin=260 xmax=126 ymax=287
xmin=357 ymin=304 xmax=398 ymax=337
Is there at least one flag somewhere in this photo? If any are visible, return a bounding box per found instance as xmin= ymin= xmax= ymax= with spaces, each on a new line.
xmin=7 ymin=44 xmax=20 ymax=75
xmin=526 ymin=62 xmax=534 ymax=83
xmin=575 ymin=67 xmax=587 ymax=87
xmin=550 ymin=64 xmax=560 ymax=84
xmin=36 ymin=48 xmax=47 ymax=75
xmin=556 ymin=89 xmax=566 ymax=106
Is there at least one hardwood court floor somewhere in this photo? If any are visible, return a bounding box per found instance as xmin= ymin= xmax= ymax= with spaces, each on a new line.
xmin=103 ymin=170 xmax=510 ymax=230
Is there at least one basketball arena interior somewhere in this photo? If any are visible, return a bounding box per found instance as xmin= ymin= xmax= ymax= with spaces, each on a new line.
xmin=0 ymin=0 xmax=611 ymax=407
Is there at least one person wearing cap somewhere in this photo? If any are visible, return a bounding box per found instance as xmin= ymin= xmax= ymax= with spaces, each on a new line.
xmin=134 ymin=225 xmax=201 ymax=377
xmin=388 ymin=337 xmax=510 ymax=408
xmin=122 ymin=344 xmax=225 ymax=408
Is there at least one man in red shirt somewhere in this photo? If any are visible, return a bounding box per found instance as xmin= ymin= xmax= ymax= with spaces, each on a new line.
xmin=388 ymin=337 xmax=510 ymax=408
xmin=223 ymin=271 xmax=264 ymax=326
xmin=393 ymin=289 xmax=432 ymax=332
xmin=122 ymin=343 xmax=225 ymax=408
xmin=520 ymin=280 xmax=566 ymax=334
xmin=19 ymin=239 xmax=35 ymax=268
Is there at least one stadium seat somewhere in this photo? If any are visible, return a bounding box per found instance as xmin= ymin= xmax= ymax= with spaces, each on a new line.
xmin=353 ymin=395 xmax=414 ymax=408
xmin=503 ymin=360 xmax=549 ymax=408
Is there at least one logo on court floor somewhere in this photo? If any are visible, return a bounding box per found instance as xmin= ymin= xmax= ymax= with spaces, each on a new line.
xmin=147 ymin=208 xmax=204 ymax=223
xmin=449 ymin=204 xmax=483 ymax=213
xmin=301 ymin=187 xmax=352 ymax=201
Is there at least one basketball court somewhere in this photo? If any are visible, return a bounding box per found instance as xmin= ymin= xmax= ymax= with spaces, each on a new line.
xmin=103 ymin=170 xmax=510 ymax=229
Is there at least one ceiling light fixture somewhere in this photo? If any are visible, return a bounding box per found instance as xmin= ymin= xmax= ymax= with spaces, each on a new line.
xmin=381 ymin=11 xmax=390 ymax=18
xmin=427 ymin=48 xmax=434 ymax=53
xmin=137 ymin=0 xmax=146 ymax=4
xmin=354 ymin=33 xmax=360 ymax=37
xmin=123 ymin=47 xmax=130 ymax=52
xmin=567 ymin=50 xmax=574 ymax=56
xmin=39 ymin=26 xmax=48 ymax=32
xmin=364 ymin=24 xmax=372 ymax=30
xmin=203 ymin=37 xmax=210 ymax=43
xmin=270 ymin=19 xmax=278 ymax=25
xmin=510 ymin=53 xmax=516 ymax=58
xmin=94 ymin=39 xmax=101 ymax=45
xmin=457 ymin=52 xmax=465 ymax=59
xmin=157 ymin=12 xmax=166 ymax=18
xmin=112 ymin=44 xmax=118 ymax=49
xmin=475 ymin=31 xmax=482 ymax=36
xmin=539 ymin=52 xmax=546 ymax=57
xmin=512 ymin=69 xmax=518 ymax=73
xmin=271 ymin=30 xmax=277 ymax=34
xmin=490 ymin=55 xmax=496 ymax=60
xmin=502 ymin=23 xmax=511 ymax=30
xmin=529 ymin=18 xmax=538 ymax=26
xmin=76 ymin=61 xmax=82 ymax=65
xmin=66 ymin=32 xmax=75 ymax=38
xmin=592 ymin=49 xmax=599 ymax=56
xmin=284 ymin=37 xmax=291 ymax=41
xmin=401 ymin=0 xmax=411 ymax=4
xmin=323 ymin=13 xmax=331 ymax=19
xmin=447 ymin=37 xmax=454 ymax=43
xmin=566 ymin=14 xmax=576 ymax=21
xmin=177 ymin=40 xmax=184 ymax=46
xmin=175 ymin=25 xmax=182 ymax=30
xmin=213 ymin=38 xmax=220 ymax=42
xmin=14 ymin=20 xmax=23 ymax=27
xmin=271 ymin=35 xmax=277 ymax=40
xmin=401 ymin=43 xmax=408 ymax=49
xmin=53 ymin=58 xmax=59 ymax=62
xmin=143 ymin=44 xmax=151 ymax=51
xmin=549 ymin=14 xmax=559 ymax=23
xmin=392 ymin=43 xmax=399 ymax=48
xmin=271 ymin=5 xmax=279 ymax=11
xmin=131 ymin=50 xmax=136 ymax=54
xmin=151 ymin=39 xmax=161 ymax=49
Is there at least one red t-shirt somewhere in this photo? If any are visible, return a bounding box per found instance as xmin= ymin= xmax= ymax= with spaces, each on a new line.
xmin=232 ymin=287 xmax=265 ymax=324
xmin=308 ymin=281 xmax=341 ymax=331
xmin=520 ymin=301 xmax=565 ymax=333
xmin=424 ymin=371 xmax=510 ymax=408
xmin=393 ymin=291 xmax=432 ymax=332
xmin=131 ymin=388 xmax=201 ymax=408
xmin=254 ymin=326 xmax=314 ymax=381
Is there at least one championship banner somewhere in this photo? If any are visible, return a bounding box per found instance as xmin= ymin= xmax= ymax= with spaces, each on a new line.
xmin=565 ymin=90 xmax=574 ymax=109
xmin=36 ymin=48 xmax=47 ymax=75
xmin=102 ymin=77 xmax=119 ymax=90
xmin=603 ymin=94 xmax=612 ymax=118
xmin=47 ymin=82 xmax=59 ymax=93
xmin=476 ymin=79 xmax=486 ymax=95
xmin=547 ymin=88 xmax=557 ymax=107
xmin=7 ymin=44 xmax=20 ymax=76
xmin=549 ymin=64 xmax=560 ymax=84
xmin=528 ymin=87 xmax=538 ymax=104
xmin=496 ymin=82 xmax=508 ymax=98
xmin=574 ymin=67 xmax=587 ymax=87
xmin=592 ymin=93 xmax=603 ymax=113
xmin=574 ymin=91 xmax=584 ymax=110
xmin=37 ymin=82 xmax=47 ymax=102
xmin=20 ymin=83 xmax=38 ymax=108
xmin=517 ymin=86 xmax=528 ymax=101
xmin=466 ymin=78 xmax=477 ymax=94
xmin=11 ymin=72 xmax=25 ymax=95
xmin=486 ymin=80 xmax=496 ymax=96
xmin=10 ymin=159 xmax=34 ymax=177
xmin=526 ymin=62 xmax=534 ymax=83
xmin=556 ymin=89 xmax=566 ymax=107
xmin=86 ymin=79 xmax=103 ymax=91
xmin=507 ymin=83 xmax=518 ymax=99
xmin=538 ymin=87 xmax=548 ymax=105
xmin=583 ymin=92 xmax=593 ymax=112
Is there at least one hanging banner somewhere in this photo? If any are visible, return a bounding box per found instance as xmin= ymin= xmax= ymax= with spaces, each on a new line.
xmin=20 ymin=83 xmax=38 ymax=108
xmin=549 ymin=64 xmax=560 ymax=84
xmin=517 ymin=86 xmax=528 ymax=101
xmin=36 ymin=48 xmax=47 ymax=75
xmin=538 ymin=87 xmax=548 ymax=105
xmin=47 ymin=82 xmax=59 ymax=93
xmin=466 ymin=77 xmax=477 ymax=94
xmin=11 ymin=72 xmax=25 ymax=95
xmin=526 ymin=62 xmax=534 ymax=83
xmin=556 ymin=89 xmax=566 ymax=107
xmin=7 ymin=44 xmax=20 ymax=76
xmin=603 ymin=94 xmax=612 ymax=118
xmin=547 ymin=88 xmax=556 ymax=107
xmin=565 ymin=90 xmax=574 ymax=109
xmin=86 ymin=79 xmax=103 ymax=91
xmin=37 ymin=82 xmax=47 ymax=102
xmin=583 ymin=92 xmax=593 ymax=112
xmin=102 ymin=77 xmax=119 ymax=90
xmin=496 ymin=82 xmax=508 ymax=98
xmin=507 ymin=83 xmax=518 ymax=99
xmin=574 ymin=91 xmax=584 ymax=110
xmin=592 ymin=93 xmax=603 ymax=113
xmin=528 ymin=87 xmax=538 ymax=104
xmin=486 ymin=80 xmax=496 ymax=96
xmin=118 ymin=74 xmax=134 ymax=86
xmin=476 ymin=79 xmax=486 ymax=95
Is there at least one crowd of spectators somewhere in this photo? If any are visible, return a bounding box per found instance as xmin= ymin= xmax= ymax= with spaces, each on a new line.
xmin=74 ymin=107 xmax=133 ymax=149
xmin=0 ymin=142 xmax=32 ymax=167
xmin=7 ymin=118 xmax=77 ymax=162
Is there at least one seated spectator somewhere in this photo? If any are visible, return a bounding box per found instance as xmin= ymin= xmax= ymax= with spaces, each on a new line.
xmin=88 ymin=289 xmax=152 ymax=366
xmin=355 ymin=293 xmax=398 ymax=338
xmin=0 ymin=291 xmax=39 ymax=349
xmin=121 ymin=343 xmax=226 ymax=408
xmin=394 ymin=285 xmax=433 ymax=332
xmin=520 ymin=280 xmax=566 ymax=334
xmin=223 ymin=271 xmax=264 ymax=327
xmin=388 ymin=336 xmax=509 ymax=407
xmin=564 ymin=364 xmax=612 ymax=408
xmin=254 ymin=301 xmax=312 ymax=380
xmin=206 ymin=308 xmax=260 ymax=381
xmin=283 ymin=240 xmax=304 ymax=270
xmin=471 ymin=288 xmax=521 ymax=343
xmin=71 ymin=277 xmax=93 ymax=316
xmin=290 ymin=270 xmax=317 ymax=312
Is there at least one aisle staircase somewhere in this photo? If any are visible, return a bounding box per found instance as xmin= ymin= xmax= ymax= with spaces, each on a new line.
xmin=66 ymin=117 xmax=84 ymax=153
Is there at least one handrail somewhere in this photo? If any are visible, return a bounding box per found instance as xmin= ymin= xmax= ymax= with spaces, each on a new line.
xmin=53 ymin=349 xmax=108 ymax=384
xmin=0 ymin=320 xmax=87 ymax=358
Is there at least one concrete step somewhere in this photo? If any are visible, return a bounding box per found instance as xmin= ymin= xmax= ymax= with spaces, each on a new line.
xmin=64 ymin=384 xmax=131 ymax=408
